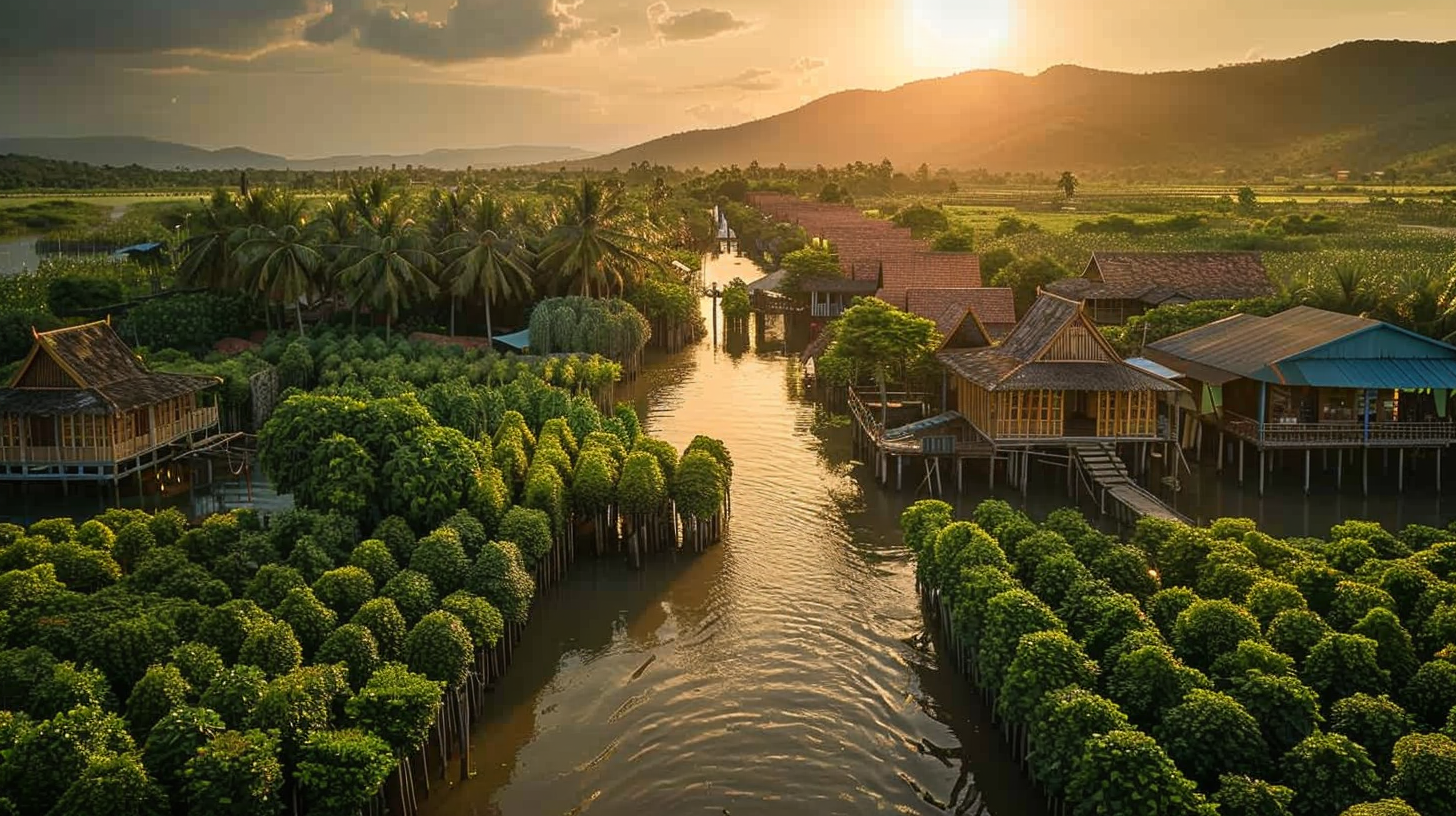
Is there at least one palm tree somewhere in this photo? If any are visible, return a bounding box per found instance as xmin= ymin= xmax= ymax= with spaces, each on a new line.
xmin=233 ymin=224 xmax=324 ymax=336
xmin=441 ymin=193 xmax=536 ymax=340
xmin=177 ymin=189 xmax=244 ymax=290
xmin=1058 ymin=171 xmax=1078 ymax=200
xmin=538 ymin=178 xmax=652 ymax=298
xmin=1392 ymin=266 xmax=1456 ymax=339
xmin=348 ymin=178 xmax=393 ymax=229
xmin=333 ymin=200 xmax=439 ymax=340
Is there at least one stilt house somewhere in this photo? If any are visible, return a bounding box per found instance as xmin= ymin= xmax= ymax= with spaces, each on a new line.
xmin=1046 ymin=252 xmax=1274 ymax=325
xmin=938 ymin=292 xmax=1184 ymax=443
xmin=0 ymin=321 xmax=220 ymax=481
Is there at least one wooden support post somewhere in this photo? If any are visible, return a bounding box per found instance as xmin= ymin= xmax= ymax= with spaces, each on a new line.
xmin=1363 ymin=449 xmax=1369 ymax=496
xmin=1337 ymin=449 xmax=1343 ymax=489
xmin=1304 ymin=450 xmax=1311 ymax=495
xmin=1238 ymin=440 xmax=1245 ymax=484
xmin=1438 ymin=449 xmax=1443 ymax=493
xmin=1399 ymin=449 xmax=1405 ymax=493
xmin=896 ymin=455 xmax=903 ymax=491
xmin=1217 ymin=430 xmax=1224 ymax=473
xmin=1259 ymin=449 xmax=1266 ymax=496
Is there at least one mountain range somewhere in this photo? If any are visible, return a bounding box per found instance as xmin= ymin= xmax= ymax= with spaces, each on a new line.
xmin=0 ymin=136 xmax=596 ymax=172
xmin=579 ymin=40 xmax=1456 ymax=174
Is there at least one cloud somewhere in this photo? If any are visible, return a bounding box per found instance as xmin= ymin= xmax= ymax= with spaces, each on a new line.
xmin=304 ymin=0 xmax=598 ymax=62
xmin=791 ymin=57 xmax=825 ymax=73
xmin=647 ymin=2 xmax=749 ymax=42
xmin=690 ymin=67 xmax=778 ymax=92
xmin=0 ymin=0 xmax=319 ymax=58
xmin=685 ymin=101 xmax=751 ymax=125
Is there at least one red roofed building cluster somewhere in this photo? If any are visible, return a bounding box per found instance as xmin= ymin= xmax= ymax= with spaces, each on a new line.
xmin=746 ymin=192 xmax=1013 ymax=340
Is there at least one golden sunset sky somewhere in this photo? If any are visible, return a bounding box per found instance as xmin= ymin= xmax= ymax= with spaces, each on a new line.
xmin=3 ymin=0 xmax=1455 ymax=156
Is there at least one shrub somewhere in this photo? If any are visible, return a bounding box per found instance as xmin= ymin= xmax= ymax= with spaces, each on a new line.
xmin=274 ymin=587 xmax=338 ymax=659
xmin=1213 ymin=775 xmax=1295 ymax=816
xmin=1329 ymin=693 xmax=1413 ymax=768
xmin=1292 ymin=563 xmax=1343 ymax=617
xmin=126 ymin=664 xmax=192 ymax=740
xmin=1148 ymin=587 xmax=1202 ymax=640
xmin=197 ymin=599 xmax=272 ymax=664
xmin=183 ymin=729 xmax=285 ymax=816
xmin=168 ymin=641 xmax=224 ymax=696
xmin=50 ymin=751 xmax=168 ymax=816
xmin=1108 ymin=645 xmax=1212 ymax=728
xmin=1094 ymin=545 xmax=1160 ymax=601
xmin=1212 ymin=640 xmax=1295 ymax=684
xmin=404 ymin=611 xmax=474 ymax=687
xmin=1031 ymin=551 xmax=1094 ymax=610
xmin=28 ymin=517 xmax=75 ymax=544
xmin=1281 ymin=733 xmax=1381 ymax=816
xmin=1066 ymin=730 xmax=1208 ymax=816
xmin=497 ymin=507 xmax=553 ymax=571
xmin=442 ymin=510 xmax=489 ymax=559
xmin=370 ymin=516 xmax=416 ymax=566
xmin=1028 ymin=687 xmax=1132 ymax=797
xmin=143 ymin=705 xmax=226 ymax=798
xmin=297 ymin=729 xmax=396 ymax=816
xmin=1081 ymin=593 xmax=1156 ymax=663
xmin=467 ymin=540 xmax=535 ymax=625
xmin=28 ymin=661 xmax=111 ymax=719
xmin=978 ymin=589 xmax=1063 ymax=692
xmin=199 ymin=665 xmax=268 ymax=729
xmin=1351 ymin=608 xmax=1419 ymax=688
xmin=1156 ymin=688 xmax=1269 ymax=789
xmin=315 ymin=624 xmax=381 ymax=691
xmin=347 ymin=539 xmax=399 ymax=587
xmin=1268 ymin=609 xmax=1332 ymax=665
xmin=245 ymin=564 xmax=307 ymax=611
xmin=998 ymin=631 xmax=1097 ymax=725
xmin=1337 ymin=801 xmax=1420 ymax=816
xmin=1229 ymin=672 xmax=1323 ymax=756
xmin=0 ymin=705 xmax=135 ymax=816
xmin=1388 ymin=733 xmax=1456 ymax=816
xmin=950 ymin=566 xmax=1019 ymax=652
xmin=1247 ymin=580 xmax=1308 ymax=629
xmin=1402 ymin=659 xmax=1456 ymax=729
xmin=379 ymin=569 xmax=438 ymax=626
xmin=249 ymin=664 xmax=348 ymax=766
xmin=409 ymin=528 xmax=470 ymax=595
xmin=346 ymin=663 xmax=443 ymax=755
xmin=238 ymin=621 xmax=303 ymax=678
xmin=312 ymin=566 xmax=376 ymax=620
xmin=1174 ymin=599 xmax=1263 ymax=672
xmin=1303 ymin=633 xmax=1389 ymax=704
xmin=441 ymin=591 xmax=505 ymax=651
xmin=1330 ymin=582 xmax=1397 ymax=631
xmin=351 ymin=597 xmax=407 ymax=661
xmin=47 ymin=540 xmax=120 ymax=592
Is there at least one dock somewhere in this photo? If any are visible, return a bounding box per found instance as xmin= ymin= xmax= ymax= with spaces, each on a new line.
xmin=1073 ymin=443 xmax=1190 ymax=525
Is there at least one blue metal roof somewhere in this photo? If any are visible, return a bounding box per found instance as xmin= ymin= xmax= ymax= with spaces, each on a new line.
xmin=884 ymin=411 xmax=966 ymax=441
xmin=1125 ymin=357 xmax=1185 ymax=380
xmin=492 ymin=328 xmax=531 ymax=351
xmin=1271 ymin=358 xmax=1456 ymax=390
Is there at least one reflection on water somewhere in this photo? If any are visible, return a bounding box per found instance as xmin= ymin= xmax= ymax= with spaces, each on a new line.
xmin=0 ymin=460 xmax=290 ymax=526
xmin=0 ymin=235 xmax=41 ymax=276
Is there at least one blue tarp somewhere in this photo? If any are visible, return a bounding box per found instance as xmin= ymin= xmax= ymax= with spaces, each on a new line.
xmin=112 ymin=242 xmax=164 ymax=258
xmin=493 ymin=328 xmax=531 ymax=352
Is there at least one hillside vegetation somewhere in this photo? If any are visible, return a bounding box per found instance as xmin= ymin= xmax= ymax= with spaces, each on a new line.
xmin=584 ymin=41 xmax=1456 ymax=177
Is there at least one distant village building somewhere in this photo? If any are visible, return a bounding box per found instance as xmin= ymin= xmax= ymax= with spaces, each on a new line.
xmin=1145 ymin=306 xmax=1456 ymax=494
xmin=0 ymin=321 xmax=220 ymax=483
xmin=1046 ymin=251 xmax=1274 ymax=325
xmin=906 ymin=287 xmax=1017 ymax=342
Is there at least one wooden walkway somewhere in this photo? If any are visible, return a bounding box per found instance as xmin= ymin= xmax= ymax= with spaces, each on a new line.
xmin=1073 ymin=443 xmax=1189 ymax=525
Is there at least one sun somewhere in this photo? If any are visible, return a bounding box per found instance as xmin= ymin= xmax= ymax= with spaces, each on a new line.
xmin=905 ymin=0 xmax=1013 ymax=73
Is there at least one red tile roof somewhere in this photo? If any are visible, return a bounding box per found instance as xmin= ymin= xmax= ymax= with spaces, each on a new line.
xmin=905 ymin=287 xmax=1017 ymax=337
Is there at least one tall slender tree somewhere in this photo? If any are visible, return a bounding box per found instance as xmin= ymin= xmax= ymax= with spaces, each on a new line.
xmin=539 ymin=179 xmax=652 ymax=298
xmin=441 ymin=193 xmax=536 ymax=339
xmin=233 ymin=224 xmax=325 ymax=336
xmin=333 ymin=199 xmax=439 ymax=339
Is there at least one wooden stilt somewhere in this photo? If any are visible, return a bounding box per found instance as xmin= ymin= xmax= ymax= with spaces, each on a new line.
xmin=1217 ymin=430 xmax=1225 ymax=473
xmin=1238 ymin=440 xmax=1245 ymax=484
xmin=1363 ymin=449 xmax=1369 ymax=496
xmin=1338 ymin=449 xmax=1344 ymax=488
xmin=1259 ymin=449 xmax=1266 ymax=496
xmin=1399 ymin=449 xmax=1405 ymax=493
xmin=1305 ymin=450 xmax=1311 ymax=495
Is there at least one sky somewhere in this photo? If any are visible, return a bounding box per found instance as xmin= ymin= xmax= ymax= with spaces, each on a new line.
xmin=2 ymin=0 xmax=1456 ymax=157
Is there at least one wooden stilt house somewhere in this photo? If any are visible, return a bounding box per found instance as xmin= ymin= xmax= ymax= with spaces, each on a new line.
xmin=938 ymin=292 xmax=1184 ymax=444
xmin=0 ymin=321 xmax=221 ymax=482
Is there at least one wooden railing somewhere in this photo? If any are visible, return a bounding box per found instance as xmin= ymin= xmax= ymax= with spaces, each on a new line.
xmin=811 ymin=302 xmax=846 ymax=318
xmin=0 ymin=406 xmax=219 ymax=465
xmin=1223 ymin=410 xmax=1456 ymax=448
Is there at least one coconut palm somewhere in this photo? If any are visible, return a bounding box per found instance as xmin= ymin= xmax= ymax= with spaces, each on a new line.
xmin=539 ymin=179 xmax=652 ymax=298
xmin=333 ymin=200 xmax=439 ymax=340
xmin=177 ymin=189 xmax=244 ymax=290
xmin=1391 ymin=266 xmax=1456 ymax=340
xmin=441 ymin=193 xmax=536 ymax=339
xmin=348 ymin=178 xmax=394 ymax=229
xmin=233 ymin=224 xmax=325 ymax=336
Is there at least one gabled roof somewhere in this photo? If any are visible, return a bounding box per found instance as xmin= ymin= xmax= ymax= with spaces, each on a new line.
xmin=1 ymin=321 xmax=218 ymax=415
xmin=905 ymin=287 xmax=1017 ymax=333
xmin=938 ymin=291 xmax=1182 ymax=392
xmin=1046 ymin=251 xmax=1274 ymax=304
xmin=1145 ymin=305 xmax=1456 ymax=388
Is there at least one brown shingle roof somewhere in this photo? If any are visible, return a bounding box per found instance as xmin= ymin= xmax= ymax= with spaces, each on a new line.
xmin=906 ymin=287 xmax=1016 ymax=333
xmin=1046 ymin=251 xmax=1274 ymax=304
xmin=36 ymin=320 xmax=148 ymax=387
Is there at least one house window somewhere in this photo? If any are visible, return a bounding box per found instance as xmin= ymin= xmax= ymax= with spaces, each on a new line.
xmin=0 ymin=415 xmax=19 ymax=448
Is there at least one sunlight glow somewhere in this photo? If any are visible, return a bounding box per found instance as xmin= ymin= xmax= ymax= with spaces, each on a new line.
xmin=905 ymin=0 xmax=1014 ymax=73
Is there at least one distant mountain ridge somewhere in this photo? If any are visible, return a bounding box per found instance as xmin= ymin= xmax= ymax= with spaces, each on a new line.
xmin=581 ymin=40 xmax=1456 ymax=174
xmin=0 ymin=136 xmax=596 ymax=171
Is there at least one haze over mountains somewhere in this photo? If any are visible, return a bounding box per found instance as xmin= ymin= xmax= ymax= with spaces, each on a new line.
xmin=0 ymin=137 xmax=596 ymax=172
xmin=7 ymin=41 xmax=1456 ymax=176
xmin=581 ymin=40 xmax=1456 ymax=174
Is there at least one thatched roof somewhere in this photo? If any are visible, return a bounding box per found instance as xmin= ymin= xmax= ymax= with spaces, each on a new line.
xmin=1046 ymin=251 xmax=1273 ymax=305
xmin=1 ymin=321 xmax=218 ymax=415
xmin=937 ymin=292 xmax=1182 ymax=393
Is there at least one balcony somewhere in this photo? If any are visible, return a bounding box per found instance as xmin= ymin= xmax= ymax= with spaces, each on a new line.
xmin=1 ymin=406 xmax=220 ymax=465
xmin=811 ymin=301 xmax=847 ymax=318
xmin=1223 ymin=410 xmax=1456 ymax=448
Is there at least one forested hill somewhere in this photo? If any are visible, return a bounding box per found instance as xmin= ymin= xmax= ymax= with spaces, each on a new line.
xmin=582 ymin=40 xmax=1456 ymax=175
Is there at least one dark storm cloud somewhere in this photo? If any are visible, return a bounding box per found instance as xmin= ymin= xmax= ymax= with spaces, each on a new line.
xmin=646 ymin=2 xmax=748 ymax=41
xmin=303 ymin=0 xmax=592 ymax=62
xmin=0 ymin=0 xmax=319 ymax=57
